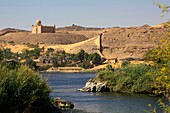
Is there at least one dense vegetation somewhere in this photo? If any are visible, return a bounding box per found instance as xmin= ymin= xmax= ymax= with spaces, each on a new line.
xmin=0 ymin=45 xmax=52 ymax=113
xmin=47 ymin=49 xmax=102 ymax=69
xmin=0 ymin=43 xmax=102 ymax=71
xmin=0 ymin=64 xmax=51 ymax=113
xmin=97 ymin=64 xmax=156 ymax=93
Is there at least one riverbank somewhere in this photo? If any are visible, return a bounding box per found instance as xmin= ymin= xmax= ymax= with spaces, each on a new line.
xmin=43 ymin=65 xmax=105 ymax=73
xmin=78 ymin=64 xmax=156 ymax=94
xmin=43 ymin=72 xmax=162 ymax=113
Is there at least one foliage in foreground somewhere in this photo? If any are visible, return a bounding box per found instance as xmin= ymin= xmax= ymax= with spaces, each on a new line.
xmin=0 ymin=65 xmax=51 ymax=113
xmin=144 ymin=18 xmax=170 ymax=112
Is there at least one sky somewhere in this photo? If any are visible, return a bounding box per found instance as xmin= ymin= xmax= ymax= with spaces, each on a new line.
xmin=0 ymin=0 xmax=169 ymax=30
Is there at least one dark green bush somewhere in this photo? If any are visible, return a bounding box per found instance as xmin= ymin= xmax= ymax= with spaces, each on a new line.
xmin=0 ymin=65 xmax=51 ymax=113
xmin=24 ymin=58 xmax=37 ymax=69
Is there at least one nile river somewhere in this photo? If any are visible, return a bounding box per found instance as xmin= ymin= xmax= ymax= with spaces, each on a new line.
xmin=42 ymin=72 xmax=161 ymax=113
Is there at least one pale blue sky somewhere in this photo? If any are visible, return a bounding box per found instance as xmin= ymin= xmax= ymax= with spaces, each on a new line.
xmin=0 ymin=0 xmax=169 ymax=30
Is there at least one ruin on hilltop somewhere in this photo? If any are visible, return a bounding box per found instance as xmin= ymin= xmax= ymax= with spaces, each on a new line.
xmin=32 ymin=20 xmax=55 ymax=33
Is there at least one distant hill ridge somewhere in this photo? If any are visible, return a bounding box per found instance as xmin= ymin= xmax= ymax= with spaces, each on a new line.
xmin=57 ymin=24 xmax=104 ymax=31
xmin=0 ymin=28 xmax=29 ymax=32
xmin=0 ymin=28 xmax=29 ymax=36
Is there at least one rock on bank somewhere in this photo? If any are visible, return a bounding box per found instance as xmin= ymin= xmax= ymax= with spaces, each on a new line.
xmin=78 ymin=78 xmax=110 ymax=92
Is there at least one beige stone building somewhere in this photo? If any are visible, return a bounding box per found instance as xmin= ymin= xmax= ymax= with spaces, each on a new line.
xmin=32 ymin=20 xmax=55 ymax=33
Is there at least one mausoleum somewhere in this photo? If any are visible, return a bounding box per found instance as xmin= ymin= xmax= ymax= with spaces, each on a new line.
xmin=32 ymin=20 xmax=55 ymax=33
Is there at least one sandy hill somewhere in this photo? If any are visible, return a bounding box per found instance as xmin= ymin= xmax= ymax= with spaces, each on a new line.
xmin=0 ymin=25 xmax=103 ymax=44
xmin=0 ymin=28 xmax=29 ymax=32
xmin=0 ymin=32 xmax=88 ymax=44
xmin=0 ymin=28 xmax=29 ymax=36
xmin=102 ymin=25 xmax=169 ymax=59
xmin=46 ymin=24 xmax=169 ymax=60
xmin=56 ymin=24 xmax=104 ymax=39
xmin=44 ymin=36 xmax=100 ymax=54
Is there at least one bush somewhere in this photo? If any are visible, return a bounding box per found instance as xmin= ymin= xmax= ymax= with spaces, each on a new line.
xmin=25 ymin=58 xmax=37 ymax=70
xmin=88 ymin=53 xmax=101 ymax=65
xmin=106 ymin=64 xmax=114 ymax=71
xmin=52 ymin=57 xmax=58 ymax=67
xmin=8 ymin=41 xmax=15 ymax=44
xmin=78 ymin=61 xmax=93 ymax=69
xmin=121 ymin=60 xmax=131 ymax=67
xmin=0 ymin=65 xmax=51 ymax=113
xmin=26 ymin=43 xmax=39 ymax=48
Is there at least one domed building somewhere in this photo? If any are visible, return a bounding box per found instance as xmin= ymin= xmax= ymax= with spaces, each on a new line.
xmin=32 ymin=20 xmax=55 ymax=33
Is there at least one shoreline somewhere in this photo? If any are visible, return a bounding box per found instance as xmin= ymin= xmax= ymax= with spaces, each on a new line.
xmin=40 ymin=70 xmax=97 ymax=74
xmin=41 ymin=66 xmax=102 ymax=73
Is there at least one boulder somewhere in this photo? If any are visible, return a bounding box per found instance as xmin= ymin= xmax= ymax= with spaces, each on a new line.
xmin=52 ymin=98 xmax=74 ymax=110
xmin=78 ymin=79 xmax=110 ymax=92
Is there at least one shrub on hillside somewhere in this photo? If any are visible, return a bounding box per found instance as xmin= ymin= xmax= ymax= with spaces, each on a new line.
xmin=106 ymin=64 xmax=114 ymax=71
xmin=78 ymin=61 xmax=93 ymax=69
xmin=0 ymin=65 xmax=51 ymax=113
xmin=121 ymin=60 xmax=131 ymax=67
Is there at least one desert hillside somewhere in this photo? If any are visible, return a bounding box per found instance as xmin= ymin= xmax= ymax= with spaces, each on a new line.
xmin=0 ymin=25 xmax=103 ymax=44
xmin=0 ymin=32 xmax=88 ymax=44
xmin=102 ymin=25 xmax=169 ymax=59
xmin=41 ymin=24 xmax=169 ymax=60
xmin=0 ymin=28 xmax=29 ymax=36
xmin=56 ymin=24 xmax=103 ymax=39
xmin=1 ymin=23 xmax=169 ymax=60
xmin=56 ymin=24 xmax=104 ymax=31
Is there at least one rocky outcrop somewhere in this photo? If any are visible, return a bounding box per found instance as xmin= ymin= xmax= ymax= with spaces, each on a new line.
xmin=78 ymin=79 xmax=110 ymax=92
xmin=102 ymin=25 xmax=169 ymax=59
xmin=52 ymin=98 xmax=74 ymax=110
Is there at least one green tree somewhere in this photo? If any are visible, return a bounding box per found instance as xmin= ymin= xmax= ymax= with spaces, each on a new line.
xmin=30 ymin=47 xmax=41 ymax=59
xmin=88 ymin=53 xmax=101 ymax=65
xmin=1 ymin=48 xmax=13 ymax=59
xmin=21 ymin=49 xmax=31 ymax=59
xmin=52 ymin=57 xmax=58 ymax=67
xmin=21 ymin=47 xmax=41 ymax=59
xmin=76 ymin=49 xmax=85 ymax=62
xmin=0 ymin=48 xmax=19 ymax=63
xmin=25 ymin=58 xmax=36 ymax=69
xmin=79 ymin=61 xmax=92 ymax=69
xmin=146 ymin=2 xmax=170 ymax=112
xmin=84 ymin=52 xmax=89 ymax=61
xmin=47 ymin=48 xmax=54 ymax=53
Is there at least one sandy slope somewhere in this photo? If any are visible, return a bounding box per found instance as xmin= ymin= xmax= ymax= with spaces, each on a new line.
xmin=43 ymin=36 xmax=100 ymax=54
xmin=2 ymin=33 xmax=103 ymax=56
xmin=4 ymin=44 xmax=33 ymax=53
xmin=0 ymin=32 xmax=87 ymax=44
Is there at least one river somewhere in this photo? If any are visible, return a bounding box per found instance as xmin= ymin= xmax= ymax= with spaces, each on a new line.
xmin=41 ymin=72 xmax=161 ymax=113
